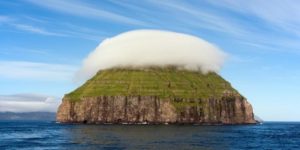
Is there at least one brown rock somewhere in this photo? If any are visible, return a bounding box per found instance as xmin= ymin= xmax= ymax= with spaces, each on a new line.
xmin=56 ymin=95 xmax=256 ymax=124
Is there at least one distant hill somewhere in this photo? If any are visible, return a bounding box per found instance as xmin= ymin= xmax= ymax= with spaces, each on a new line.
xmin=0 ymin=112 xmax=56 ymax=121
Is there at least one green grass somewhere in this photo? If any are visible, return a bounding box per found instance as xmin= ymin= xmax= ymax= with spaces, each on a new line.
xmin=66 ymin=67 xmax=239 ymax=102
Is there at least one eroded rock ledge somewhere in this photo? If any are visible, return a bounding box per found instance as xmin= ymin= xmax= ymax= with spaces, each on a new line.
xmin=56 ymin=95 xmax=256 ymax=124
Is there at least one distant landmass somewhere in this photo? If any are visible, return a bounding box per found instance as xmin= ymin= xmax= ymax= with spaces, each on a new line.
xmin=0 ymin=112 xmax=56 ymax=121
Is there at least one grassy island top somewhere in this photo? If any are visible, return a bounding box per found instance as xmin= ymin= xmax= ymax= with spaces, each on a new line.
xmin=66 ymin=67 xmax=239 ymax=101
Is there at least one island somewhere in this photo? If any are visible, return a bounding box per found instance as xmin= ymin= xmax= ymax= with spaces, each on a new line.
xmin=56 ymin=67 xmax=256 ymax=124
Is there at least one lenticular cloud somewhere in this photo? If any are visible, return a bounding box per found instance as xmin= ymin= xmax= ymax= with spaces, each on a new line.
xmin=76 ymin=29 xmax=227 ymax=80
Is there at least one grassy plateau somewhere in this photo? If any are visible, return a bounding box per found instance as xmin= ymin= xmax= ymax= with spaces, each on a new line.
xmin=66 ymin=67 xmax=239 ymax=102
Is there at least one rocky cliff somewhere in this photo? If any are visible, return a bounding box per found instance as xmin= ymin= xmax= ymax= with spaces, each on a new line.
xmin=56 ymin=68 xmax=256 ymax=124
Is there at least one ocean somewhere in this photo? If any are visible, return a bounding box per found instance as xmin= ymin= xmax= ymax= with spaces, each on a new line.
xmin=0 ymin=121 xmax=299 ymax=150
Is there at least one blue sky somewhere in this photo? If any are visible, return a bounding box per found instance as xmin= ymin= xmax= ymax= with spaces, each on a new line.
xmin=0 ymin=0 xmax=300 ymax=121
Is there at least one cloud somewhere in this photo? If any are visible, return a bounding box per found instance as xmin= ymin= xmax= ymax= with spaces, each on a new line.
xmin=26 ymin=0 xmax=146 ymax=25
xmin=0 ymin=61 xmax=77 ymax=81
xmin=0 ymin=15 xmax=103 ymax=40
xmin=0 ymin=15 xmax=11 ymax=23
xmin=59 ymin=23 xmax=106 ymax=41
xmin=110 ymin=1 xmax=300 ymax=54
xmin=0 ymin=15 xmax=66 ymax=36
xmin=146 ymin=1 xmax=246 ymax=36
xmin=1 ymin=15 xmax=104 ymax=41
xmin=12 ymin=23 xmax=66 ymax=36
xmin=0 ymin=94 xmax=60 ymax=112
xmin=205 ymin=0 xmax=300 ymax=41
xmin=77 ymin=29 xmax=226 ymax=80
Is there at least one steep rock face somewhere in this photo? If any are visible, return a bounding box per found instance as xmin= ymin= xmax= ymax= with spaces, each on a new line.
xmin=57 ymin=95 xmax=256 ymax=124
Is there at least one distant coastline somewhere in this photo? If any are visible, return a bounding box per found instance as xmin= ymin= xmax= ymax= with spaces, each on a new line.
xmin=0 ymin=112 xmax=56 ymax=121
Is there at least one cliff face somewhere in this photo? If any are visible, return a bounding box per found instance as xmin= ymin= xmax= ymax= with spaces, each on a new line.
xmin=56 ymin=95 xmax=256 ymax=124
xmin=56 ymin=68 xmax=256 ymax=124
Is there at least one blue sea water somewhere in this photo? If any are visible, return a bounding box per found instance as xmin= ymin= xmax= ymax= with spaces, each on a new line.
xmin=0 ymin=121 xmax=299 ymax=150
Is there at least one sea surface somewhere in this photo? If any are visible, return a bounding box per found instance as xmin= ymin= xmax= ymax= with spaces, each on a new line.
xmin=0 ymin=121 xmax=299 ymax=150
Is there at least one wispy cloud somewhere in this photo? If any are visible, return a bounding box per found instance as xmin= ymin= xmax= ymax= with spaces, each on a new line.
xmin=0 ymin=94 xmax=60 ymax=112
xmin=109 ymin=1 xmax=254 ymax=40
xmin=205 ymin=0 xmax=300 ymax=35
xmin=0 ymin=15 xmax=67 ymax=36
xmin=1 ymin=15 xmax=106 ymax=41
xmin=0 ymin=15 xmax=12 ymax=23
xmin=58 ymin=23 xmax=106 ymax=41
xmin=6 ymin=1 xmax=300 ymax=54
xmin=2 ymin=47 xmax=50 ymax=55
xmin=26 ymin=0 xmax=146 ymax=25
xmin=0 ymin=61 xmax=77 ymax=81
xmin=141 ymin=0 xmax=300 ymax=54
xmin=207 ymin=0 xmax=300 ymax=25
xmin=12 ymin=23 xmax=66 ymax=36
xmin=146 ymin=1 xmax=248 ymax=36
xmin=22 ymin=15 xmax=49 ymax=23
xmin=203 ymin=0 xmax=300 ymax=50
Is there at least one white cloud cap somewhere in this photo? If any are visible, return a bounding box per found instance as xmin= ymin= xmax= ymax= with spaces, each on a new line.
xmin=77 ymin=29 xmax=227 ymax=80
